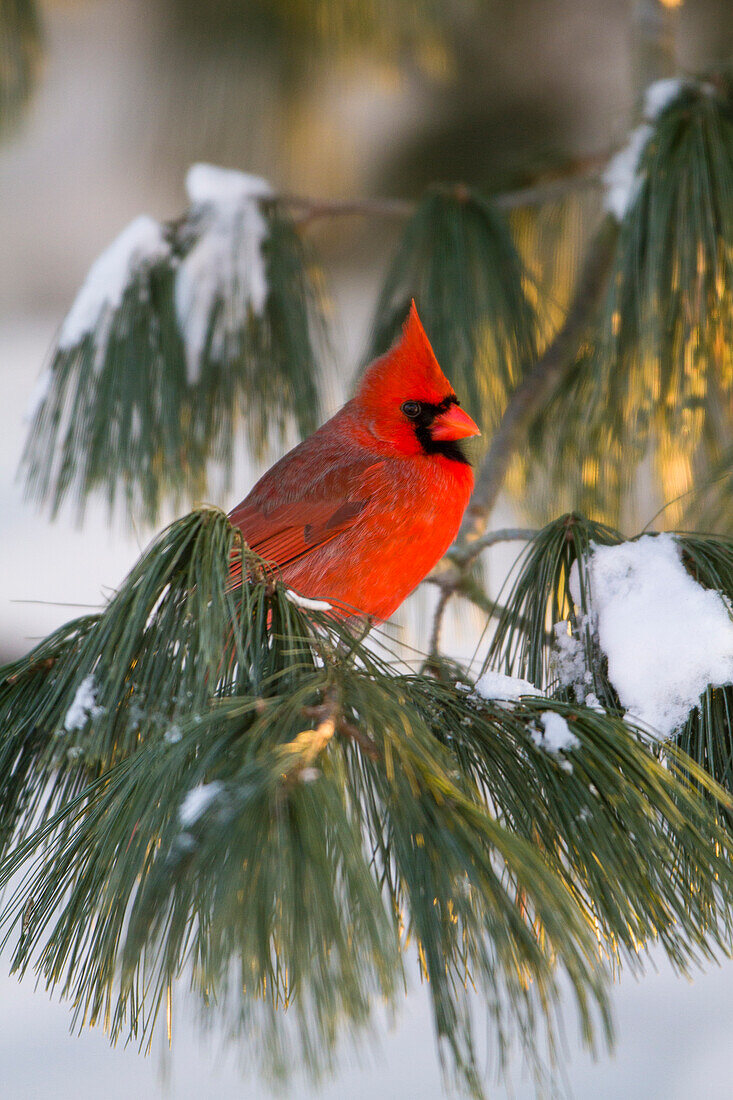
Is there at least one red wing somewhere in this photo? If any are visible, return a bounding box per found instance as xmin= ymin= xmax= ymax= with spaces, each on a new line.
xmin=228 ymin=461 xmax=384 ymax=573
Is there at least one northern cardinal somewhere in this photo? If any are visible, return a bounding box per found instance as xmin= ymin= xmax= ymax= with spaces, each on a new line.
xmin=229 ymin=303 xmax=480 ymax=620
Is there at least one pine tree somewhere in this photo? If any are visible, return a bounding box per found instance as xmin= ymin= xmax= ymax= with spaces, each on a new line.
xmin=1 ymin=2 xmax=733 ymax=1097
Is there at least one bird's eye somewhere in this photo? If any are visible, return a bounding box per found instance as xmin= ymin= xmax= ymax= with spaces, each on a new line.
xmin=401 ymin=401 xmax=421 ymax=419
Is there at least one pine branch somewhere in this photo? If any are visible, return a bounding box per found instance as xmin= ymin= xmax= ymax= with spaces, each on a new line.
xmin=2 ymin=509 xmax=733 ymax=1095
xmin=0 ymin=507 xmax=333 ymax=846
xmin=20 ymin=155 xmax=607 ymax=528
xmin=411 ymin=74 xmax=733 ymax=544
xmin=426 ymin=530 xmax=539 ymax=659
xmin=481 ymin=516 xmax=733 ymax=800
xmin=429 ymin=528 xmax=539 ymax=583
xmin=484 ymin=513 xmax=625 ymax=693
xmin=22 ymin=175 xmax=327 ymax=525
xmin=518 ymin=76 xmax=733 ymax=529
xmin=4 ymin=658 xmax=733 ymax=1093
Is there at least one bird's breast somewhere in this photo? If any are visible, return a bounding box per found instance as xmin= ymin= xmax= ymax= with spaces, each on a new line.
xmin=281 ymin=455 xmax=473 ymax=620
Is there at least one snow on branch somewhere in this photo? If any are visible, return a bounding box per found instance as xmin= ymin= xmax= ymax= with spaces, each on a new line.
xmin=474 ymin=669 xmax=540 ymax=702
xmin=58 ymin=215 xmax=171 ymax=353
xmin=532 ymin=711 xmax=580 ymax=754
xmin=602 ymin=77 xmax=701 ymax=221
xmin=483 ymin=516 xmax=733 ymax=767
xmin=572 ymin=534 xmax=733 ymax=741
xmin=22 ymin=163 xmax=324 ymax=524
xmin=175 ymin=164 xmax=273 ymax=383
xmin=179 ymin=780 xmax=225 ymax=828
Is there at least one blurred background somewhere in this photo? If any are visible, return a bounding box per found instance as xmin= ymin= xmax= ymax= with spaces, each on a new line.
xmin=1 ymin=1 xmax=733 ymax=1096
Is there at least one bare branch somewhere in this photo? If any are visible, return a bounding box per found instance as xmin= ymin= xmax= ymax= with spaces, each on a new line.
xmin=282 ymin=195 xmax=413 ymax=224
xmin=280 ymin=152 xmax=609 ymax=227
xmin=300 ymin=687 xmax=380 ymax=760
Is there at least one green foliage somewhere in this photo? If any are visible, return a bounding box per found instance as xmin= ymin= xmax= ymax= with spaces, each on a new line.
xmin=521 ymin=79 xmax=733 ymax=527
xmin=0 ymin=681 xmax=602 ymax=1094
xmin=0 ymin=0 xmax=40 ymax=135
xmin=413 ymin=683 xmax=733 ymax=975
xmin=176 ymin=205 xmax=325 ymax=466
xmin=365 ymin=185 xmax=540 ymax=433
xmin=22 ymin=244 xmax=189 ymax=524
xmin=21 ymin=203 xmax=325 ymax=525
xmin=0 ymin=508 xmax=329 ymax=843
xmin=2 ymin=510 xmax=733 ymax=1096
xmin=604 ymin=81 xmax=733 ymax=410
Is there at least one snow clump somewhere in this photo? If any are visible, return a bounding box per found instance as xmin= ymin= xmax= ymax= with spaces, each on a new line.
xmin=175 ymin=164 xmax=273 ymax=384
xmin=532 ymin=711 xmax=581 ymax=754
xmin=474 ymin=670 xmax=541 ymax=703
xmin=179 ymin=781 xmax=225 ymax=828
xmin=284 ymin=588 xmax=332 ymax=612
xmin=572 ymin=534 xmax=733 ymax=740
xmin=643 ymin=78 xmax=687 ymax=120
xmin=603 ymin=124 xmax=655 ymax=221
xmin=64 ymin=675 xmax=101 ymax=732
xmin=58 ymin=215 xmax=170 ymax=355
xmin=603 ymin=78 xmax=688 ymax=221
xmin=164 ymin=725 xmax=183 ymax=745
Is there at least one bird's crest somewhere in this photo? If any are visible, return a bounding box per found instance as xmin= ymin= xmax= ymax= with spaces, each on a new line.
xmin=357 ymin=302 xmax=455 ymax=408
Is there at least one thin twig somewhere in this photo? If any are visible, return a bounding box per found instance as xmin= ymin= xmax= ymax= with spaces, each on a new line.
xmin=447 ymin=527 xmax=539 ymax=569
xmin=282 ymin=195 xmax=413 ymax=224
xmin=426 ymin=527 xmax=538 ymax=596
xmin=494 ymin=159 xmax=606 ymax=211
xmin=281 ymin=152 xmax=609 ymax=226
xmin=299 ymin=687 xmax=380 ymax=760
xmin=428 ymin=586 xmax=453 ymax=661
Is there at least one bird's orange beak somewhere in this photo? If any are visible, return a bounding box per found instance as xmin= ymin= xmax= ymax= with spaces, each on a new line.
xmin=431 ymin=404 xmax=481 ymax=441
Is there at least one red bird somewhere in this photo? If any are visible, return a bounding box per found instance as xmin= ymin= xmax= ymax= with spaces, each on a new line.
xmin=228 ymin=304 xmax=480 ymax=621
